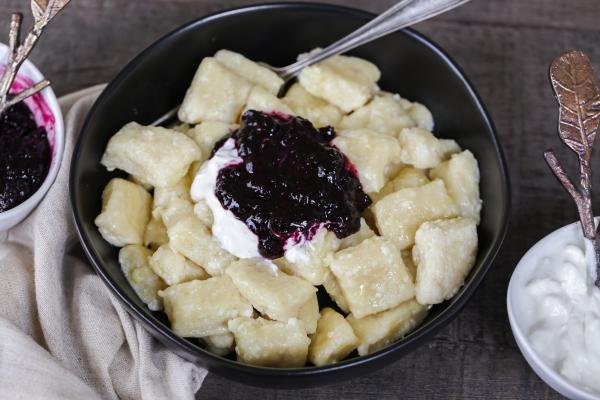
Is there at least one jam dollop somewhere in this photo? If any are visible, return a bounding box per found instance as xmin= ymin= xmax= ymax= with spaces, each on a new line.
xmin=214 ymin=110 xmax=371 ymax=259
xmin=0 ymin=102 xmax=51 ymax=212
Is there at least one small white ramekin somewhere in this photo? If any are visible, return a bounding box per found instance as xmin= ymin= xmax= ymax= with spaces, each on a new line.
xmin=0 ymin=42 xmax=65 ymax=231
xmin=507 ymin=220 xmax=600 ymax=400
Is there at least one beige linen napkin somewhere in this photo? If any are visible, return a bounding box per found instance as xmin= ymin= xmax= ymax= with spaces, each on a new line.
xmin=0 ymin=85 xmax=206 ymax=400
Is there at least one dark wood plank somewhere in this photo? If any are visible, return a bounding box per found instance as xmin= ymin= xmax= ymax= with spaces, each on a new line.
xmin=2 ymin=1 xmax=598 ymax=398
xmin=1 ymin=0 xmax=598 ymax=96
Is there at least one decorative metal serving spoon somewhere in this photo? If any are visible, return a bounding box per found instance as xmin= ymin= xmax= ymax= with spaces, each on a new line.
xmin=0 ymin=0 xmax=71 ymax=116
xmin=544 ymin=50 xmax=600 ymax=287
xmin=152 ymin=0 xmax=470 ymax=126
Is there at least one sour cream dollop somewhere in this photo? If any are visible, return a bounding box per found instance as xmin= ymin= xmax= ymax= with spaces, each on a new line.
xmin=191 ymin=138 xmax=261 ymax=259
xmin=523 ymin=236 xmax=600 ymax=394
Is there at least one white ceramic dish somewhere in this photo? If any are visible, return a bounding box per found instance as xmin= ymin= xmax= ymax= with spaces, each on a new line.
xmin=507 ymin=220 xmax=600 ymax=400
xmin=0 ymin=42 xmax=65 ymax=231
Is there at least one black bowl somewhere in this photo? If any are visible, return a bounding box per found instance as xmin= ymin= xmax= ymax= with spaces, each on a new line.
xmin=70 ymin=2 xmax=510 ymax=388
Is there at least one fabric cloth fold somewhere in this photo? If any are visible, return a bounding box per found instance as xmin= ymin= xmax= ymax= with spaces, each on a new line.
xmin=0 ymin=85 xmax=206 ymax=400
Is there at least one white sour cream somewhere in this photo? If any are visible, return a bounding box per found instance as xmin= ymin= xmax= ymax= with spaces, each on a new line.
xmin=283 ymin=223 xmax=327 ymax=266
xmin=524 ymin=237 xmax=600 ymax=394
xmin=190 ymin=138 xmax=316 ymax=262
xmin=190 ymin=138 xmax=261 ymax=259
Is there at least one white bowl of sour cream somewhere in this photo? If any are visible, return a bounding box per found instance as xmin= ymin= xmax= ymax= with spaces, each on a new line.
xmin=508 ymin=220 xmax=600 ymax=400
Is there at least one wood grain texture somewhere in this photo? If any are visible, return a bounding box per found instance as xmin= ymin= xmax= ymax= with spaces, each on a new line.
xmin=2 ymin=0 xmax=599 ymax=398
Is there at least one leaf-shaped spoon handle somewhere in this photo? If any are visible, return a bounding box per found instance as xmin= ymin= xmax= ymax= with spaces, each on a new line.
xmin=544 ymin=50 xmax=600 ymax=287
xmin=31 ymin=0 xmax=71 ymax=26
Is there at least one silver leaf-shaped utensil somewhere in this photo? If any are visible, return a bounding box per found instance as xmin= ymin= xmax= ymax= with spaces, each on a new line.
xmin=45 ymin=0 xmax=71 ymax=22
xmin=0 ymin=0 xmax=71 ymax=114
xmin=544 ymin=50 xmax=600 ymax=287
xmin=550 ymin=51 xmax=600 ymax=157
xmin=30 ymin=0 xmax=47 ymax=22
xmin=31 ymin=0 xmax=71 ymax=24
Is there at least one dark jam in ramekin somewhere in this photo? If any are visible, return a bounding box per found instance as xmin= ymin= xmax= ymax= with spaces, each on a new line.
xmin=214 ymin=110 xmax=371 ymax=259
xmin=0 ymin=102 xmax=51 ymax=212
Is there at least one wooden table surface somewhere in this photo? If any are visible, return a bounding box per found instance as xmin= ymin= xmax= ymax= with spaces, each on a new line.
xmin=3 ymin=0 xmax=600 ymax=398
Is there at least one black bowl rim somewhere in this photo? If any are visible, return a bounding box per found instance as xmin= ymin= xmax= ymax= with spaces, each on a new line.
xmin=70 ymin=1 xmax=511 ymax=378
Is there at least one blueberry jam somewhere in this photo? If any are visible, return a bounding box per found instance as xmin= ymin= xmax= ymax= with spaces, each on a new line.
xmin=0 ymin=102 xmax=51 ymax=212
xmin=214 ymin=110 xmax=371 ymax=259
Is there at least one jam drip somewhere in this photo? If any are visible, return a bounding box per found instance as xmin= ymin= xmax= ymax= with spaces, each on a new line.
xmin=0 ymin=102 xmax=51 ymax=212
xmin=214 ymin=110 xmax=371 ymax=259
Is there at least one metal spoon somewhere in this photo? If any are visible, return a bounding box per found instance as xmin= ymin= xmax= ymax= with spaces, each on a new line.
xmin=0 ymin=1 xmax=71 ymax=115
xmin=153 ymin=0 xmax=470 ymax=126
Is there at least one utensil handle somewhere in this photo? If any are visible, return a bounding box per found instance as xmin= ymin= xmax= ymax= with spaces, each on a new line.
xmin=278 ymin=0 xmax=470 ymax=80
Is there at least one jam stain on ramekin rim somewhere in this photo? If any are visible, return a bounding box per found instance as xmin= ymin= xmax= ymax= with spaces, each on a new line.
xmin=3 ymin=67 xmax=56 ymax=155
xmin=214 ymin=110 xmax=371 ymax=259
xmin=0 ymin=67 xmax=55 ymax=213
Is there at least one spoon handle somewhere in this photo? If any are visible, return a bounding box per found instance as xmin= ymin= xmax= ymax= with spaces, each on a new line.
xmin=275 ymin=0 xmax=470 ymax=80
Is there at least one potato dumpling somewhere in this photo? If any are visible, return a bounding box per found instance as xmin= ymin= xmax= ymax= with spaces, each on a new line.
xmin=347 ymin=299 xmax=428 ymax=356
xmin=398 ymin=127 xmax=450 ymax=169
xmin=95 ymin=178 xmax=151 ymax=247
xmin=119 ymin=245 xmax=166 ymax=311
xmin=186 ymin=121 xmax=237 ymax=163
xmin=149 ymin=244 xmax=209 ymax=286
xmin=214 ymin=49 xmax=284 ymax=95
xmin=371 ymin=167 xmax=430 ymax=203
xmin=298 ymin=52 xmax=380 ymax=113
xmin=338 ymin=93 xmax=416 ymax=136
xmin=402 ymin=249 xmax=417 ymax=283
xmin=167 ymin=216 xmax=236 ymax=276
xmin=439 ymin=139 xmax=462 ymax=160
xmin=373 ymin=179 xmax=458 ymax=250
xmin=322 ymin=272 xmax=350 ymax=314
xmin=160 ymin=198 xmax=195 ymax=230
xmin=333 ymin=129 xmax=401 ymax=193
xmin=338 ymin=218 xmax=375 ymax=250
xmin=226 ymin=259 xmax=316 ymax=322
xmin=308 ymin=308 xmax=358 ymax=366
xmin=160 ymin=276 xmax=252 ymax=337
xmin=274 ymin=228 xmax=340 ymax=285
xmin=228 ymin=317 xmax=310 ymax=367
xmin=398 ymin=98 xmax=434 ymax=132
xmin=203 ymin=333 xmax=235 ymax=356
xmin=329 ymin=236 xmax=415 ymax=319
xmin=413 ymin=217 xmax=478 ymax=305
xmin=243 ymin=85 xmax=293 ymax=115
xmin=283 ymin=83 xmax=343 ymax=127
xmin=388 ymin=166 xmax=430 ymax=189
xmin=143 ymin=216 xmax=169 ymax=250
xmin=128 ymin=174 xmax=153 ymax=191
xmin=430 ymin=150 xmax=482 ymax=224
xmin=101 ymin=122 xmax=201 ymax=188
xmin=178 ymin=57 xmax=253 ymax=124
xmin=297 ymin=292 xmax=320 ymax=335
xmin=187 ymin=160 xmax=203 ymax=181
xmin=171 ymin=122 xmax=191 ymax=133
xmin=193 ymin=199 xmax=214 ymax=227
xmin=152 ymin=174 xmax=192 ymax=219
